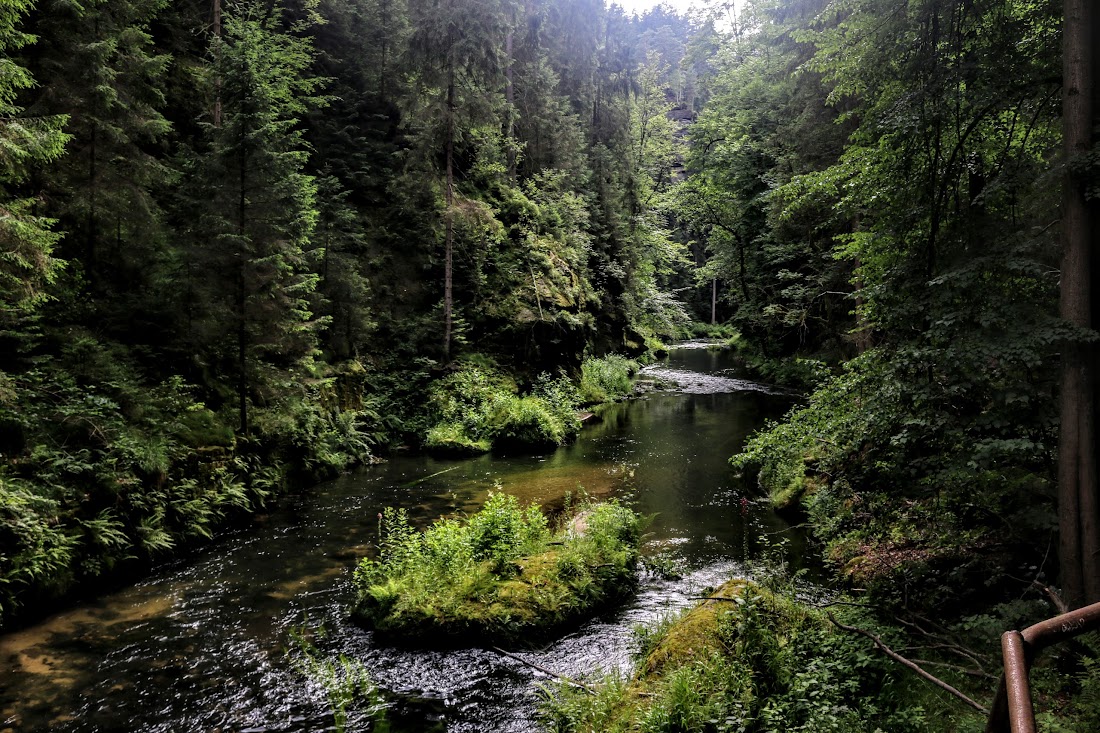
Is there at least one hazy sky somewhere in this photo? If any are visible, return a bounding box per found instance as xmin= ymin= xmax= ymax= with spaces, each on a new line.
xmin=612 ymin=0 xmax=745 ymax=18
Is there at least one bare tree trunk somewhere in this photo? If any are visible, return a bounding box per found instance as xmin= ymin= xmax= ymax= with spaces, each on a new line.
xmin=379 ymin=0 xmax=390 ymax=99
xmin=237 ymin=124 xmax=249 ymax=436
xmin=1059 ymin=0 xmax=1100 ymax=608
xmin=505 ymin=12 xmax=516 ymax=181
xmin=711 ymin=278 xmax=717 ymax=325
xmin=443 ymin=57 xmax=455 ymax=359
xmin=213 ymin=0 xmax=222 ymax=127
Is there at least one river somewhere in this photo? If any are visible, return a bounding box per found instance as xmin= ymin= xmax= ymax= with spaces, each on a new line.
xmin=0 ymin=343 xmax=802 ymax=732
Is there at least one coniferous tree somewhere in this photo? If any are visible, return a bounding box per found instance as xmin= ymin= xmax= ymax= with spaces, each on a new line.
xmin=404 ymin=0 xmax=511 ymax=357
xmin=26 ymin=0 xmax=171 ymax=304
xmin=0 ymin=0 xmax=68 ymax=326
xmin=181 ymin=0 xmax=325 ymax=435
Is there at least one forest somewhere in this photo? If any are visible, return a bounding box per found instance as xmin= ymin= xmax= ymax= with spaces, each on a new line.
xmin=1 ymin=0 xmax=1098 ymax=729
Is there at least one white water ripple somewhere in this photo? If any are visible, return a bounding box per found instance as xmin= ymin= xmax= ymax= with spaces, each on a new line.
xmin=639 ymin=365 xmax=780 ymax=395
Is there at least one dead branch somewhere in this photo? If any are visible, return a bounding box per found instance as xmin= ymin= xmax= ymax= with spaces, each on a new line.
xmin=1033 ymin=581 xmax=1069 ymax=615
xmin=909 ymin=659 xmax=996 ymax=680
xmin=492 ymin=647 xmax=596 ymax=694
xmin=827 ymin=613 xmax=989 ymax=715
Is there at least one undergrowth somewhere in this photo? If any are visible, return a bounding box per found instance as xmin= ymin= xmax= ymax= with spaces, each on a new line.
xmin=0 ymin=340 xmax=380 ymax=629
xmin=351 ymin=492 xmax=645 ymax=644
xmin=730 ymin=348 xmax=1056 ymax=610
xmin=539 ymin=581 xmax=977 ymax=733
xmin=424 ymin=359 xmax=580 ymax=454
xmin=578 ymin=354 xmax=638 ymax=405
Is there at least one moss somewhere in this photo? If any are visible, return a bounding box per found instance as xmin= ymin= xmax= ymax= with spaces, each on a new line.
xmin=539 ymin=581 xmax=967 ymax=733
xmin=350 ymin=495 xmax=643 ymax=646
xmin=637 ymin=579 xmax=748 ymax=681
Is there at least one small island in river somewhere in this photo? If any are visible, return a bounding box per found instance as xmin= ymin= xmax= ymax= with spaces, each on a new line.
xmin=350 ymin=493 xmax=645 ymax=646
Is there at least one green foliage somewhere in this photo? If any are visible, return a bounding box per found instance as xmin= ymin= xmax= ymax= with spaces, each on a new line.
xmin=540 ymin=582 xmax=959 ymax=733
xmin=0 ymin=0 xmax=69 ymax=317
xmin=351 ymin=494 xmax=644 ymax=644
xmin=579 ymin=354 xmax=638 ymax=405
xmin=424 ymin=360 xmax=579 ymax=454
xmin=733 ymin=345 xmax=1059 ymax=606
xmin=288 ymin=628 xmax=388 ymax=733
xmin=0 ymin=338 xmax=377 ymax=626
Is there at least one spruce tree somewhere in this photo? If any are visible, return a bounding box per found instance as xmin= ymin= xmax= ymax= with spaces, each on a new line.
xmin=0 ymin=0 xmax=68 ymax=322
xmin=181 ymin=0 xmax=325 ymax=435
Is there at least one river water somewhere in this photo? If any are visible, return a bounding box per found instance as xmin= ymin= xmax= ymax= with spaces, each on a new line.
xmin=0 ymin=343 xmax=801 ymax=732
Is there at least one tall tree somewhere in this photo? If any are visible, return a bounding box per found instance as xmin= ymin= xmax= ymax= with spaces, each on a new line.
xmin=1059 ymin=0 xmax=1100 ymax=608
xmin=26 ymin=0 xmax=171 ymax=300
xmin=0 ymin=0 xmax=68 ymax=325
xmin=404 ymin=0 xmax=510 ymax=357
xmin=181 ymin=0 xmax=325 ymax=435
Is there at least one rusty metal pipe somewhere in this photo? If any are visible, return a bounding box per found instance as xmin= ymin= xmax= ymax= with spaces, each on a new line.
xmin=1021 ymin=600 xmax=1100 ymax=650
xmin=1001 ymin=631 xmax=1036 ymax=733
xmin=986 ymin=599 xmax=1100 ymax=733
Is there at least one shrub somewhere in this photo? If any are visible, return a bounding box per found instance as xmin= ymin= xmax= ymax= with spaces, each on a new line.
xmin=731 ymin=348 xmax=1056 ymax=608
xmin=579 ymin=355 xmax=638 ymax=404
xmin=540 ymin=582 xmax=946 ymax=733
xmin=351 ymin=493 xmax=644 ymax=644
xmin=424 ymin=360 xmax=580 ymax=454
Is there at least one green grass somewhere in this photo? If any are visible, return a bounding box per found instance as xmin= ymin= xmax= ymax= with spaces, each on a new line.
xmin=579 ymin=355 xmax=639 ymax=405
xmin=351 ymin=493 xmax=645 ymax=645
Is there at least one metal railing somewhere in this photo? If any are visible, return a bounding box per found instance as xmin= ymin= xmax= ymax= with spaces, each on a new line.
xmin=985 ymin=599 xmax=1100 ymax=733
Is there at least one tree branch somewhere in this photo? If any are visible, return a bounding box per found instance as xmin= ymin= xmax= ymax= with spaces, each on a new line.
xmin=492 ymin=647 xmax=595 ymax=694
xmin=826 ymin=613 xmax=989 ymax=715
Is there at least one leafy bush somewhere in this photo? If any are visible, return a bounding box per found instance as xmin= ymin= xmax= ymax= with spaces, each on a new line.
xmin=579 ymin=354 xmax=638 ymax=404
xmin=423 ymin=360 xmax=580 ymax=454
xmin=686 ymin=322 xmax=739 ymax=340
xmin=351 ymin=493 xmax=644 ymax=644
xmin=731 ymin=348 xmax=1057 ymax=607
xmin=540 ymin=582 xmax=947 ymax=733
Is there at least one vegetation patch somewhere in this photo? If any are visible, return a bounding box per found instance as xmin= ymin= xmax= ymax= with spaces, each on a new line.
xmin=578 ymin=355 xmax=639 ymax=405
xmin=288 ymin=629 xmax=388 ymax=733
xmin=351 ymin=493 xmax=644 ymax=645
xmin=540 ymin=580 xmax=971 ymax=733
xmin=423 ymin=359 xmax=580 ymax=454
xmin=0 ymin=349 xmax=378 ymax=629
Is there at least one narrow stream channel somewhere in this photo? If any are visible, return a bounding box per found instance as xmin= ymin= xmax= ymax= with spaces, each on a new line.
xmin=0 ymin=343 xmax=803 ymax=733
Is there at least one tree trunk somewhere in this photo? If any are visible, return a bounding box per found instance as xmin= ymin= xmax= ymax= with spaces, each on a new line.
xmin=379 ymin=0 xmax=390 ymax=99
xmin=1059 ymin=0 xmax=1100 ymax=608
xmin=505 ymin=13 xmax=516 ymax=181
xmin=213 ymin=0 xmax=223 ymax=127
xmin=711 ymin=278 xmax=717 ymax=325
xmin=237 ymin=126 xmax=249 ymax=436
xmin=443 ymin=57 xmax=455 ymax=358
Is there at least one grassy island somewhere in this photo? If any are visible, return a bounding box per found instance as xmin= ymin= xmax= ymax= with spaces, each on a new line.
xmin=351 ymin=493 xmax=644 ymax=645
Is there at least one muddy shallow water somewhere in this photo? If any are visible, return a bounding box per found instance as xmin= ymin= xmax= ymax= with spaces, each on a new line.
xmin=0 ymin=344 xmax=802 ymax=732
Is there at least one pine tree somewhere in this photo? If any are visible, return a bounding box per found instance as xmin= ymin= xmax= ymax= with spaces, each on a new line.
xmin=0 ymin=0 xmax=68 ymax=322
xmin=404 ymin=0 xmax=511 ymax=357
xmin=182 ymin=0 xmax=326 ymax=435
xmin=25 ymin=0 xmax=171 ymax=299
